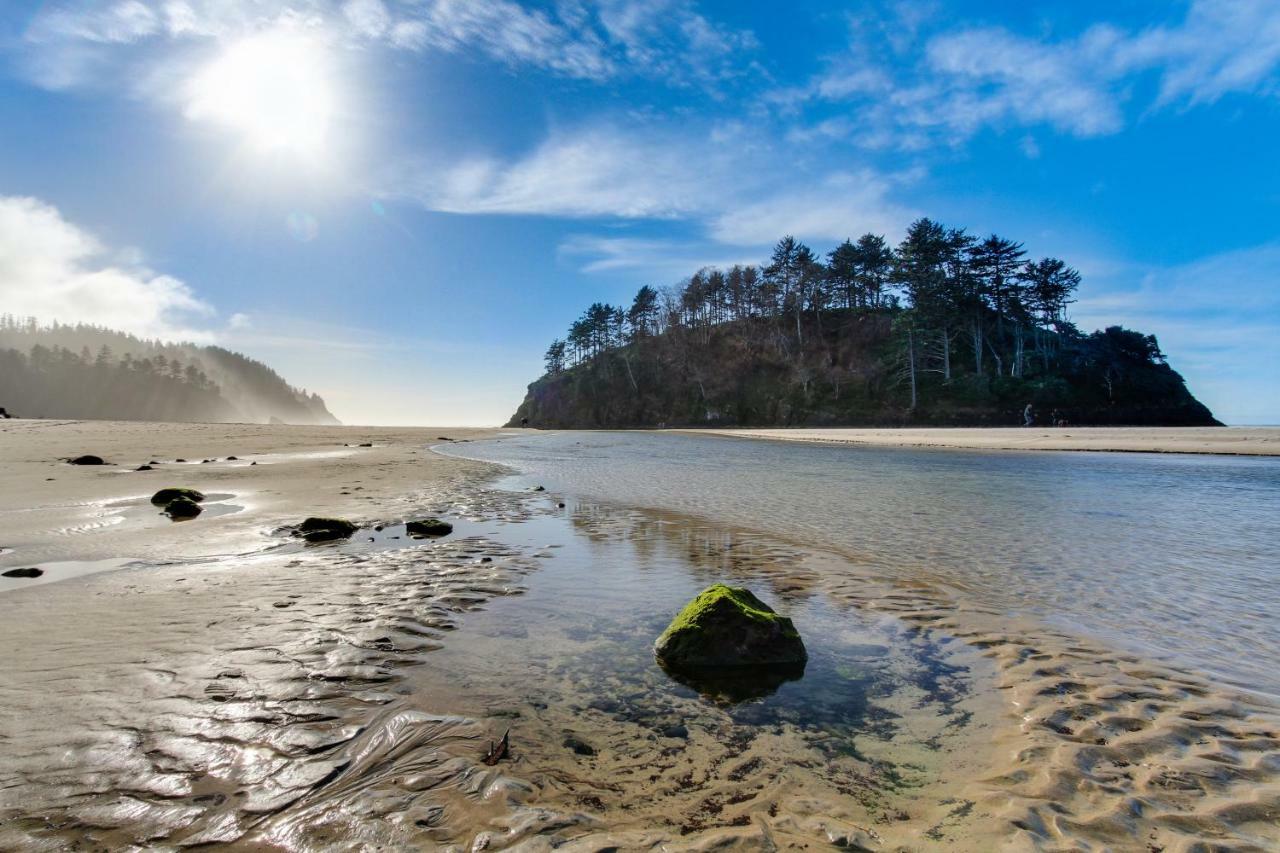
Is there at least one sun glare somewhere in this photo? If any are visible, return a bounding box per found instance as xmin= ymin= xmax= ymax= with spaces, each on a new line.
xmin=185 ymin=31 xmax=335 ymax=158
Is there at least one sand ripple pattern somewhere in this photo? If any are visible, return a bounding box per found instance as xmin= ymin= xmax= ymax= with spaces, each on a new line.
xmin=830 ymin=582 xmax=1280 ymax=852
xmin=1 ymin=479 xmax=1277 ymax=850
xmin=0 ymin=487 xmax=548 ymax=849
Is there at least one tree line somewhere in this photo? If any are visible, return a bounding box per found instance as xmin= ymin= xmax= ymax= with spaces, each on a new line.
xmin=544 ymin=218 xmax=1082 ymax=408
xmin=515 ymin=217 xmax=1216 ymax=427
xmin=0 ymin=317 xmax=337 ymax=424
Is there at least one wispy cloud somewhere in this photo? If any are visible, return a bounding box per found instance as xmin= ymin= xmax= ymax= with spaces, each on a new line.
xmin=776 ymin=0 xmax=1280 ymax=150
xmin=389 ymin=122 xmax=918 ymax=250
xmin=708 ymin=170 xmax=917 ymax=246
xmin=18 ymin=0 xmax=758 ymax=90
xmin=558 ymin=234 xmax=758 ymax=276
xmin=390 ymin=126 xmax=721 ymax=220
xmin=0 ymin=195 xmax=215 ymax=341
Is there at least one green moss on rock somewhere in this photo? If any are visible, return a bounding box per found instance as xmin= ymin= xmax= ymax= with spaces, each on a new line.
xmin=297 ymin=517 xmax=358 ymax=542
xmin=406 ymin=518 xmax=453 ymax=537
xmin=151 ymin=488 xmax=205 ymax=505
xmin=654 ymin=583 xmax=806 ymax=668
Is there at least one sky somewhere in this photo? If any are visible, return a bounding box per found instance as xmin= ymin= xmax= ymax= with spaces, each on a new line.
xmin=1 ymin=0 xmax=1278 ymax=425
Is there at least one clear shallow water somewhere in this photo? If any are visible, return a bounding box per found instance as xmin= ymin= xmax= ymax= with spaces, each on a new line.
xmin=439 ymin=432 xmax=1280 ymax=696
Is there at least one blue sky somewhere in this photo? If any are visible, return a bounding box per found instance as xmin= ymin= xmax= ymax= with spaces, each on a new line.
xmin=1 ymin=0 xmax=1277 ymax=424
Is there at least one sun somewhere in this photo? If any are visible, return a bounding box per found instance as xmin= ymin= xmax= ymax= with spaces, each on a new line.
xmin=185 ymin=31 xmax=336 ymax=158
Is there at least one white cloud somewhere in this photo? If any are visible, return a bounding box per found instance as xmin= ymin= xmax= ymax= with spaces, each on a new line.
xmin=19 ymin=0 xmax=758 ymax=90
xmin=0 ymin=196 xmax=215 ymax=341
xmin=558 ymin=235 xmax=758 ymax=276
xmin=342 ymin=0 xmax=390 ymax=39
xmin=780 ymin=0 xmax=1280 ymax=150
xmin=392 ymin=127 xmax=720 ymax=220
xmin=708 ymin=171 xmax=917 ymax=246
xmin=1120 ymin=0 xmax=1280 ymax=107
xmin=391 ymin=124 xmax=918 ymax=249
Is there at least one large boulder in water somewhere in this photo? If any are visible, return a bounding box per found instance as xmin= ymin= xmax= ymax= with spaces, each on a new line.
xmin=151 ymin=488 xmax=205 ymax=505
xmin=654 ymin=583 xmax=807 ymax=669
xmin=297 ymin=517 xmax=358 ymax=542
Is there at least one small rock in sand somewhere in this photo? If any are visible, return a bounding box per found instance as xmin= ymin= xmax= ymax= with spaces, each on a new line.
xmin=297 ymin=517 xmax=358 ymax=542
xmin=563 ymin=736 xmax=596 ymax=756
xmin=151 ymin=488 xmax=205 ymax=505
xmin=406 ymin=518 xmax=453 ymax=537
xmin=136 ymin=465 xmax=153 ymax=471
xmin=2 ymin=567 xmax=43 ymax=579
xmin=68 ymin=455 xmax=106 ymax=465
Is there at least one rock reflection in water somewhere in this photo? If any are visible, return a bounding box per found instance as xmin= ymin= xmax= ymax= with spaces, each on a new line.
xmin=657 ymin=659 xmax=807 ymax=704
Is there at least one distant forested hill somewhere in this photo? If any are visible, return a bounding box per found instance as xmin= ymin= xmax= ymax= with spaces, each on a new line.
xmin=509 ymin=219 xmax=1219 ymax=429
xmin=0 ymin=317 xmax=338 ymax=424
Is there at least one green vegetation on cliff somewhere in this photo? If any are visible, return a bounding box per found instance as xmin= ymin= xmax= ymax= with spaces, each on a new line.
xmin=509 ymin=219 xmax=1218 ymax=428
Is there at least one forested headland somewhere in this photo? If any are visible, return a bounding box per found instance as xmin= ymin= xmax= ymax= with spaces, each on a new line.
xmin=0 ymin=317 xmax=338 ymax=424
xmin=508 ymin=218 xmax=1219 ymax=428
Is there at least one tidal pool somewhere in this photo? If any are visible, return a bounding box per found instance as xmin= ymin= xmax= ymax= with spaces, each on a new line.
xmin=400 ymin=487 xmax=997 ymax=840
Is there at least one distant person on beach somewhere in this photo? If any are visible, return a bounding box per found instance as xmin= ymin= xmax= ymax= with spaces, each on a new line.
xmin=1023 ymin=403 xmax=1034 ymax=427
xmin=520 ymin=417 xmax=529 ymax=427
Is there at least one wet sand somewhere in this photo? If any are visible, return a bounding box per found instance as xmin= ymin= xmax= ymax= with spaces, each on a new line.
xmin=690 ymin=426 xmax=1280 ymax=456
xmin=1 ymin=420 xmax=1278 ymax=850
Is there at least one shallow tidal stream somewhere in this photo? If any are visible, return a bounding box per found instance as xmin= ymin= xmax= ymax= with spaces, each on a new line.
xmin=438 ymin=430 xmax=1280 ymax=698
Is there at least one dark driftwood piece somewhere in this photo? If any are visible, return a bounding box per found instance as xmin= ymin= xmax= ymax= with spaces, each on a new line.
xmin=483 ymin=730 xmax=510 ymax=766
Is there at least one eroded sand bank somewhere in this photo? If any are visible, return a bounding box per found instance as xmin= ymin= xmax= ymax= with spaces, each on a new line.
xmin=1 ymin=420 xmax=1277 ymax=850
xmin=687 ymin=426 xmax=1280 ymax=456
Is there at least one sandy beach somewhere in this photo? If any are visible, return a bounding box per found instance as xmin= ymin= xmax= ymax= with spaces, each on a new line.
xmin=688 ymin=426 xmax=1280 ymax=455
xmin=1 ymin=420 xmax=1278 ymax=850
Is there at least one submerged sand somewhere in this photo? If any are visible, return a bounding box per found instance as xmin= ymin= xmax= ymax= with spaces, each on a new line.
xmin=689 ymin=426 xmax=1280 ymax=456
xmin=1 ymin=420 xmax=1277 ymax=850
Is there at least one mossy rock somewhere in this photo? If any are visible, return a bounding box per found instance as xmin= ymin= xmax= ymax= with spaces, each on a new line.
xmin=655 ymin=583 xmax=807 ymax=668
xmin=406 ymin=518 xmax=453 ymax=537
xmin=151 ymin=487 xmax=205 ymax=505
xmin=164 ymin=497 xmax=203 ymax=519
xmin=298 ymin=517 xmax=358 ymax=542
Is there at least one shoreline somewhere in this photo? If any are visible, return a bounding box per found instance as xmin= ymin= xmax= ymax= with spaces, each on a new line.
xmin=680 ymin=425 xmax=1280 ymax=456
xmin=1 ymin=421 xmax=1277 ymax=849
